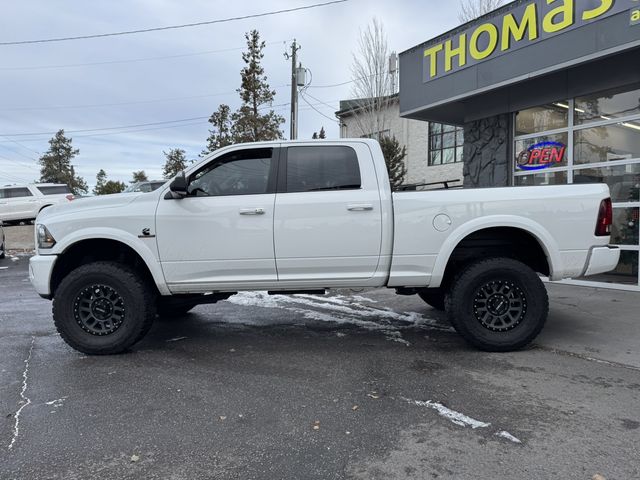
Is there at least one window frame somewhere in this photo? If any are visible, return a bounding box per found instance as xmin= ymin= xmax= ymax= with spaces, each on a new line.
xmin=428 ymin=123 xmax=464 ymax=166
xmin=186 ymin=147 xmax=279 ymax=198
xmin=277 ymin=145 xmax=362 ymax=194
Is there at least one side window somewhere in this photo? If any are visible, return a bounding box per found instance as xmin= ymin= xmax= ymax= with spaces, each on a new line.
xmin=0 ymin=189 xmax=5 ymax=199
xmin=286 ymin=146 xmax=361 ymax=193
xmin=7 ymin=188 xmax=33 ymax=198
xmin=188 ymin=148 xmax=273 ymax=197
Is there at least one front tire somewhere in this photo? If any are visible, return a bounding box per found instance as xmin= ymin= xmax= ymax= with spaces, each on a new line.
xmin=53 ymin=262 xmax=156 ymax=355
xmin=445 ymin=258 xmax=548 ymax=352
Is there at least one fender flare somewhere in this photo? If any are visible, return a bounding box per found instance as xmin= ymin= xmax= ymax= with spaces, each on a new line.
xmin=428 ymin=215 xmax=562 ymax=288
xmin=52 ymin=227 xmax=170 ymax=295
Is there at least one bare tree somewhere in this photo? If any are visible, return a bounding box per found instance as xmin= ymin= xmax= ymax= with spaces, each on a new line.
xmin=458 ymin=0 xmax=504 ymax=23
xmin=348 ymin=18 xmax=394 ymax=138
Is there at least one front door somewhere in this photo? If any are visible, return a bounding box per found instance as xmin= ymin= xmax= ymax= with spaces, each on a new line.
xmin=156 ymin=147 xmax=279 ymax=291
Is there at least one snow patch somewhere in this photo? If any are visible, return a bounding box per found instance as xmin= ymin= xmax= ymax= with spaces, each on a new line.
xmin=402 ymin=397 xmax=491 ymax=429
xmin=495 ymin=430 xmax=522 ymax=443
xmin=45 ymin=397 xmax=66 ymax=408
xmin=226 ymin=291 xmax=452 ymax=346
xmin=9 ymin=336 xmax=35 ymax=450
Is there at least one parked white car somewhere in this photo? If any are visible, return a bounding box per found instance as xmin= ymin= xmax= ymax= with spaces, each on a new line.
xmin=29 ymin=139 xmax=619 ymax=355
xmin=0 ymin=183 xmax=74 ymax=223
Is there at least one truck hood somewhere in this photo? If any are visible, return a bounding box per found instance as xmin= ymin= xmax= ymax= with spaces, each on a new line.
xmin=37 ymin=193 xmax=142 ymax=222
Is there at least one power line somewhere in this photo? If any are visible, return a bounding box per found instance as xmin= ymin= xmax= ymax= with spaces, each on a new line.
xmin=0 ymin=117 xmax=211 ymax=137
xmin=0 ymin=41 xmax=289 ymax=71
xmin=2 ymin=85 xmax=290 ymax=112
xmin=300 ymin=91 xmax=339 ymax=123
xmin=0 ymin=1 xmax=348 ymax=46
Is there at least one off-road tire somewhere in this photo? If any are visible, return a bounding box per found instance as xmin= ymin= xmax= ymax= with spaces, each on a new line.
xmin=53 ymin=261 xmax=156 ymax=355
xmin=445 ymin=257 xmax=548 ymax=352
xmin=417 ymin=288 xmax=445 ymax=311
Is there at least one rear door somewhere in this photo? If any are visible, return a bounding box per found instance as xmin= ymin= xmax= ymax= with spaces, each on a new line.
xmin=5 ymin=187 xmax=37 ymax=220
xmin=273 ymin=143 xmax=383 ymax=282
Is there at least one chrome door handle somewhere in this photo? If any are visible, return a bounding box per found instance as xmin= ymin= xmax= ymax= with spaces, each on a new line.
xmin=239 ymin=208 xmax=265 ymax=215
xmin=347 ymin=204 xmax=373 ymax=211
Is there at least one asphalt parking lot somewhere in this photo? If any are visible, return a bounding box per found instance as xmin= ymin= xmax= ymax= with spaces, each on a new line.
xmin=1 ymin=254 xmax=639 ymax=479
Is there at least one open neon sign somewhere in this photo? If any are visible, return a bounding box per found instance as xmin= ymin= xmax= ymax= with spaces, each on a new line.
xmin=516 ymin=141 xmax=566 ymax=171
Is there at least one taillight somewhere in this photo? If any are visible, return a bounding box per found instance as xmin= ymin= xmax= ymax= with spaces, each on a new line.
xmin=66 ymin=194 xmax=75 ymax=201
xmin=595 ymin=198 xmax=612 ymax=236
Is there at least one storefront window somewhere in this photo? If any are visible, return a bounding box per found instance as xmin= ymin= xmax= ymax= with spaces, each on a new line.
xmin=514 ymin=84 xmax=640 ymax=289
xmin=514 ymin=170 xmax=567 ymax=186
xmin=574 ymin=84 xmax=640 ymax=125
xmin=574 ymin=122 xmax=640 ymax=164
xmin=428 ymin=123 xmax=464 ymax=166
xmin=515 ymin=103 xmax=568 ymax=135
xmin=573 ymin=163 xmax=640 ymax=203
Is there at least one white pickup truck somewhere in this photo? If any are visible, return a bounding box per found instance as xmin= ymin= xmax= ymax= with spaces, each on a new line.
xmin=29 ymin=139 xmax=619 ymax=355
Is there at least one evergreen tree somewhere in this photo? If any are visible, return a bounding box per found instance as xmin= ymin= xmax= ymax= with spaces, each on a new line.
xmin=131 ymin=170 xmax=148 ymax=183
xmin=202 ymin=104 xmax=234 ymax=156
xmin=38 ymin=129 xmax=88 ymax=194
xmin=162 ymin=149 xmax=187 ymax=179
xmin=379 ymin=135 xmax=407 ymax=189
xmin=231 ymin=30 xmax=284 ymax=143
xmin=312 ymin=127 xmax=326 ymax=139
xmin=93 ymin=169 xmax=125 ymax=195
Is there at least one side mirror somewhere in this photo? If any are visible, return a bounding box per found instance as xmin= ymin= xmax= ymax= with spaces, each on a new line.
xmin=166 ymin=171 xmax=188 ymax=199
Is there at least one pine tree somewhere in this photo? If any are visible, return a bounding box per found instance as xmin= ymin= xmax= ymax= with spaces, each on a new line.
xmin=379 ymin=135 xmax=407 ymax=189
xmin=131 ymin=170 xmax=148 ymax=183
xmin=162 ymin=149 xmax=187 ymax=179
xmin=312 ymin=127 xmax=326 ymax=139
xmin=231 ymin=30 xmax=284 ymax=143
xmin=202 ymin=104 xmax=234 ymax=156
xmin=38 ymin=129 xmax=88 ymax=194
xmin=93 ymin=169 xmax=125 ymax=195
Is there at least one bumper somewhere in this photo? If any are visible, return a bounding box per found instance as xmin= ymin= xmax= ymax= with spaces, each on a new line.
xmin=583 ymin=246 xmax=620 ymax=277
xmin=29 ymin=254 xmax=57 ymax=298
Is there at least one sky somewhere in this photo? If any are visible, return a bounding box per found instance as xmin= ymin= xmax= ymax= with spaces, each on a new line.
xmin=0 ymin=0 xmax=463 ymax=187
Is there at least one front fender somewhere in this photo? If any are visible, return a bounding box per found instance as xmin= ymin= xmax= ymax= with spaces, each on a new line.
xmin=48 ymin=227 xmax=170 ymax=295
xmin=428 ymin=215 xmax=562 ymax=288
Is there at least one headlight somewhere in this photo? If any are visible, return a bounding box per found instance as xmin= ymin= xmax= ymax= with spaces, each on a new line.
xmin=37 ymin=224 xmax=56 ymax=249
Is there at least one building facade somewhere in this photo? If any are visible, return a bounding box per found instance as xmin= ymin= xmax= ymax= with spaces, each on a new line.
xmin=336 ymin=97 xmax=464 ymax=186
xmin=400 ymin=0 xmax=640 ymax=289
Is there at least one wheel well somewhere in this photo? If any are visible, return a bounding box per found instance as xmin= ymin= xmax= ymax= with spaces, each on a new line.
xmin=442 ymin=227 xmax=550 ymax=287
xmin=39 ymin=204 xmax=53 ymax=212
xmin=50 ymin=239 xmax=157 ymax=297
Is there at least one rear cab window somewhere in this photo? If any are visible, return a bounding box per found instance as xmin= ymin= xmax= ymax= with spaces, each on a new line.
xmin=36 ymin=185 xmax=71 ymax=195
xmin=284 ymin=146 xmax=361 ymax=193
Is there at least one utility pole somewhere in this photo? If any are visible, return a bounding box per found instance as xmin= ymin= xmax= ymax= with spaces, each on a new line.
xmin=285 ymin=40 xmax=301 ymax=140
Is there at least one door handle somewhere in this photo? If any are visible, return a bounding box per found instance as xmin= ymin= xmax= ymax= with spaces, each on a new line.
xmin=347 ymin=204 xmax=373 ymax=211
xmin=239 ymin=208 xmax=265 ymax=215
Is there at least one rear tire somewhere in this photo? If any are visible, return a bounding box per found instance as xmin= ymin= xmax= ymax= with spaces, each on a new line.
xmin=445 ymin=258 xmax=548 ymax=352
xmin=417 ymin=288 xmax=445 ymax=311
xmin=53 ymin=261 xmax=156 ymax=355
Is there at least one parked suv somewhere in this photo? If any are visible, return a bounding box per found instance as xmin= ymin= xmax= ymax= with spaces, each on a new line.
xmin=124 ymin=180 xmax=166 ymax=193
xmin=0 ymin=221 xmax=5 ymax=259
xmin=0 ymin=184 xmax=74 ymax=223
